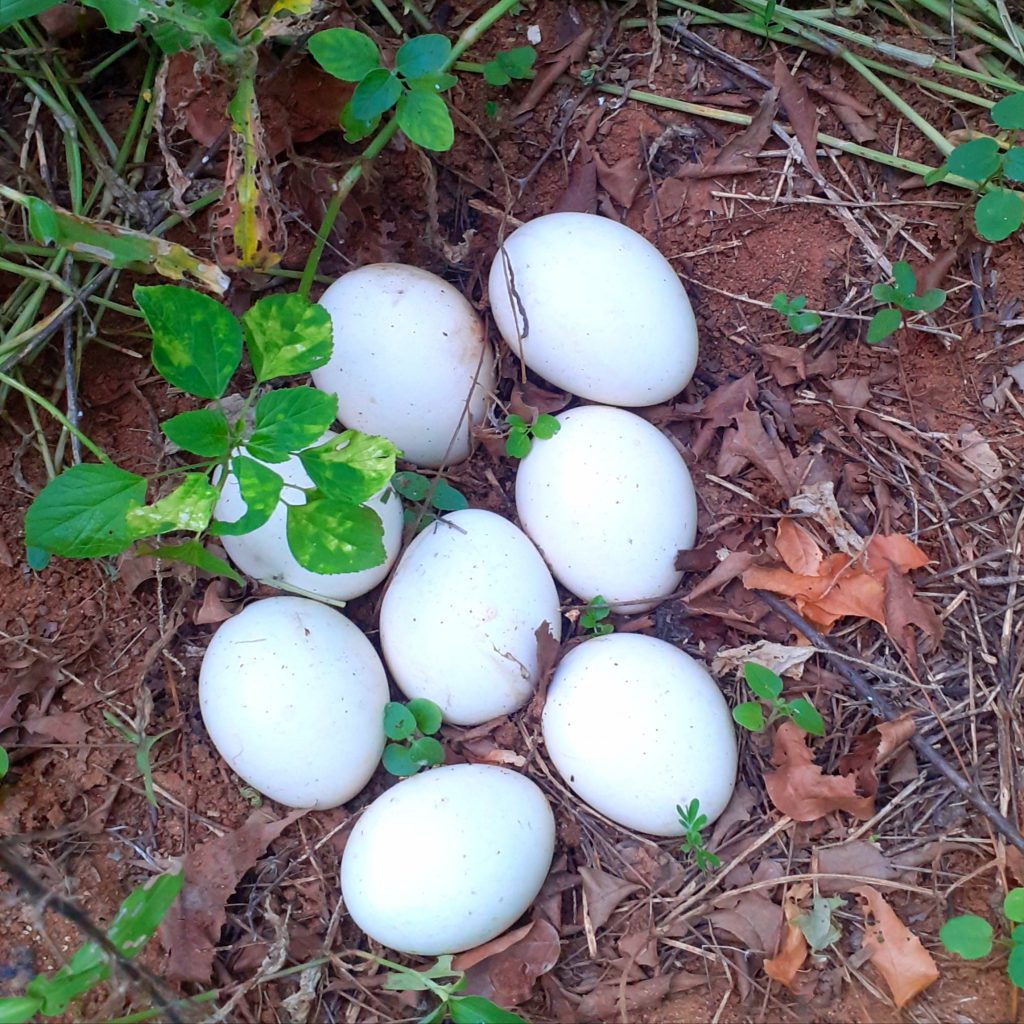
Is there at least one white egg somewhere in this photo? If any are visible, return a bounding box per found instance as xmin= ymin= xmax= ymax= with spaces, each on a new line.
xmin=380 ymin=509 xmax=561 ymax=726
xmin=199 ymin=597 xmax=388 ymax=808
xmin=514 ymin=405 xmax=697 ymax=612
xmin=341 ymin=765 xmax=555 ymax=954
xmin=215 ymin=440 xmax=403 ymax=601
xmin=488 ymin=212 xmax=698 ymax=405
xmin=314 ymin=264 xmax=496 ymax=467
xmin=542 ymin=634 xmax=737 ymax=836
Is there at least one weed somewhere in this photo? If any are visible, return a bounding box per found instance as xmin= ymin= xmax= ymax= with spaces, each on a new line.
xmin=749 ymin=0 xmax=781 ymax=40
xmin=866 ymin=261 xmax=946 ymax=344
xmin=504 ymin=413 xmax=560 ymax=458
xmin=102 ymin=711 xmax=173 ymax=808
xmin=383 ymin=699 xmax=445 ymax=777
xmin=390 ymin=470 xmax=469 ymax=534
xmin=677 ymin=798 xmax=720 ymax=872
xmin=770 ymin=292 xmax=822 ymax=335
xmin=941 ymin=887 xmax=1024 ymax=987
xmin=0 ymin=746 xmax=8 ymax=782
xmin=579 ymin=596 xmax=613 ymax=637
xmin=482 ymin=45 xmax=536 ymax=86
xmin=732 ymin=662 xmax=825 ymax=736
xmin=926 ymin=95 xmax=1024 ymax=242
xmin=22 ymin=288 xmax=398 ymax=582
xmin=0 ymin=871 xmax=182 ymax=1022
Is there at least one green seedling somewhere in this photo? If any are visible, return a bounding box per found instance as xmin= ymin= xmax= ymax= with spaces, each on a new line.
xmin=504 ymin=413 xmax=560 ymax=458
xmin=579 ymin=596 xmax=613 ymax=637
xmin=677 ymin=798 xmax=720 ymax=872
xmin=383 ymin=698 xmax=445 ymax=777
xmin=309 ymin=29 xmax=459 ymax=151
xmin=732 ymin=662 xmax=825 ymax=736
xmin=747 ymin=0 xmax=781 ymax=39
xmin=482 ymin=45 xmax=536 ymax=86
xmin=23 ymin=287 xmax=399 ymax=583
xmin=366 ymin=954 xmax=526 ymax=1024
xmin=770 ymin=292 xmax=822 ymax=335
xmin=0 ymin=871 xmax=183 ymax=1023
xmin=102 ymin=712 xmax=173 ymax=808
xmin=0 ymin=746 xmax=8 ymax=782
xmin=390 ymin=470 xmax=469 ymax=533
xmin=941 ymin=887 xmax=1024 ymax=988
xmin=926 ymin=95 xmax=1024 ymax=243
xmin=866 ymin=261 xmax=946 ymax=344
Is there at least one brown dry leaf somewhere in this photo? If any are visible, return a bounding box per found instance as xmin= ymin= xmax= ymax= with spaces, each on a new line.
xmin=710 ymin=783 xmax=757 ymax=847
xmin=765 ymin=721 xmax=874 ymax=821
xmin=764 ymin=889 xmax=808 ymax=987
xmin=711 ymin=87 xmax=780 ymax=170
xmin=827 ymin=377 xmax=872 ymax=432
xmin=526 ymin=622 xmax=561 ymax=721
xmin=594 ymin=151 xmax=645 ymax=209
xmin=774 ymin=58 xmax=821 ymax=177
xmin=864 ymin=535 xmax=930 ymax=575
xmin=22 ymin=711 xmax=89 ymax=744
xmin=515 ymin=26 xmax=594 ymax=118
xmin=883 ymin=568 xmax=944 ymax=656
xmin=553 ymin=142 xmax=597 ymax=214
xmin=576 ymin=972 xmax=704 ymax=1019
xmin=839 ymin=715 xmax=916 ymax=797
xmin=816 ymin=841 xmax=899 ymax=894
xmin=775 ymin=519 xmax=822 ymax=575
xmin=508 ymin=381 xmax=571 ymax=420
xmin=456 ymin=920 xmax=560 ymax=1007
xmin=159 ymin=808 xmax=306 ymax=983
xmin=195 ymin=581 xmax=234 ymax=625
xmin=955 ymin=425 xmax=1003 ymax=482
xmin=762 ymin=344 xmax=807 ymax=386
xmin=683 ymin=551 xmax=755 ymax=601
xmin=854 ymin=886 xmax=939 ymax=1007
xmin=690 ymin=372 xmax=758 ymax=458
xmin=725 ymin=408 xmax=800 ymax=495
xmin=615 ymin=839 xmax=687 ymax=895
xmin=0 ymin=660 xmax=61 ymax=732
xmin=579 ymin=866 xmax=641 ymax=931
xmin=712 ymin=642 xmax=815 ymax=681
xmin=709 ymin=892 xmax=783 ymax=954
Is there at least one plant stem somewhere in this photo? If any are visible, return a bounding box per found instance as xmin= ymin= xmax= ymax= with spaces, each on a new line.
xmin=369 ymin=0 xmax=406 ymax=37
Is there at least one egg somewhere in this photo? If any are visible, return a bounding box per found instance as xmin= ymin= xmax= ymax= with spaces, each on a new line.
xmin=215 ymin=439 xmax=403 ymax=601
xmin=341 ymin=765 xmax=555 ymax=954
xmin=199 ymin=597 xmax=388 ymax=808
xmin=488 ymin=212 xmax=698 ymax=405
xmin=314 ymin=264 xmax=496 ymax=467
xmin=379 ymin=509 xmax=560 ymax=725
xmin=514 ymin=405 xmax=697 ymax=612
xmin=542 ymin=634 xmax=737 ymax=836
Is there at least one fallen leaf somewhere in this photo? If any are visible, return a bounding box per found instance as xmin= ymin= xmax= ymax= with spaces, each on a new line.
xmin=725 ymin=408 xmax=801 ymax=495
xmin=864 ymin=535 xmax=930 ymax=575
xmin=454 ymin=920 xmax=560 ymax=1007
xmin=794 ymin=893 xmax=844 ymax=951
xmin=594 ymin=151 xmax=645 ymax=209
xmin=683 ymin=551 xmax=755 ymax=601
xmin=853 ymin=886 xmax=938 ymax=1007
xmin=689 ymin=373 xmax=758 ymax=458
xmin=827 ymin=377 xmax=872 ymax=432
xmin=764 ymin=889 xmax=808 ymax=987
xmin=195 ymin=581 xmax=234 ymax=625
xmin=515 ymin=26 xmax=594 ymax=118
xmin=710 ymin=88 xmax=780 ymax=170
xmin=0 ymin=660 xmax=60 ymax=732
xmin=508 ymin=381 xmax=571 ymax=420
xmin=553 ymin=142 xmax=597 ymax=214
xmin=22 ymin=710 xmax=89 ymax=744
xmin=788 ymin=481 xmax=863 ymax=556
xmin=615 ymin=839 xmax=687 ymax=895
xmin=776 ymin=519 xmax=823 ymax=575
xmin=762 ymin=344 xmax=807 ymax=386
xmin=709 ymin=892 xmax=783 ymax=954
xmin=526 ymin=622 xmax=561 ymax=721
xmin=710 ymin=783 xmax=757 ymax=847
xmin=576 ymin=972 xmax=704 ymax=1019
xmin=159 ymin=808 xmax=306 ymax=983
xmin=816 ymin=841 xmax=900 ymax=893
xmin=955 ymin=425 xmax=1003 ymax=482
xmin=712 ymin=641 xmax=815 ymax=681
xmin=765 ymin=721 xmax=874 ymax=821
xmin=579 ymin=866 xmax=641 ymax=931
xmin=883 ymin=567 xmax=943 ymax=655
xmin=775 ymin=58 xmax=821 ymax=177
xmin=839 ymin=716 xmax=917 ymax=797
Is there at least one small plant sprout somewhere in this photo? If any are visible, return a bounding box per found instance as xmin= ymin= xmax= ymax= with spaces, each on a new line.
xmin=770 ymin=292 xmax=822 ymax=335
xmin=866 ymin=261 xmax=946 ymax=345
xmin=732 ymin=662 xmax=825 ymax=736
xmin=0 ymin=746 xmax=8 ymax=782
xmin=505 ymin=413 xmax=561 ymax=458
xmin=925 ymin=94 xmax=1024 ymax=242
xmin=103 ymin=711 xmax=174 ymax=808
xmin=579 ymin=595 xmax=613 ymax=637
xmin=309 ymin=29 xmax=459 ymax=151
xmin=941 ymin=887 xmax=1024 ymax=988
xmin=382 ymin=698 xmax=445 ymax=777
xmin=390 ymin=470 xmax=469 ymax=532
xmin=677 ymin=798 xmax=720 ymax=872
xmin=482 ymin=45 xmax=536 ymax=86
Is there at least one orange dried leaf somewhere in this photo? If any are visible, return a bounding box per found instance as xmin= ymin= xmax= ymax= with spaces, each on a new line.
xmin=764 ymin=922 xmax=808 ymax=987
xmin=854 ymin=886 xmax=939 ymax=1007
xmin=864 ymin=535 xmax=930 ymax=578
xmin=775 ymin=519 xmax=822 ymax=575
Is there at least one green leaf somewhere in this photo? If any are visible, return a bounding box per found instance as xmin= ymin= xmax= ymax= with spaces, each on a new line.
xmin=946 ymin=137 xmax=1001 ymax=183
xmin=786 ymin=698 xmax=825 ymax=736
xmin=0 ymin=996 xmax=42 ymax=1024
xmin=448 ymin=995 xmax=528 ymax=1024
xmin=286 ymin=498 xmax=386 ymax=573
xmin=532 ymin=414 xmax=560 ymax=440
xmin=794 ymin=895 xmax=845 ymax=952
xmin=902 ymin=288 xmax=946 ymax=313
xmin=992 ymin=92 xmax=1024 ymax=131
xmin=396 ymin=88 xmax=454 ymax=151
xmin=1009 ymin=943 xmax=1024 ymax=989
xmin=866 ymin=307 xmax=902 ymax=344
xmin=495 ymin=45 xmax=536 ymax=79
xmin=162 ymin=408 xmax=230 ymax=458
xmin=384 ymin=702 xmax=417 ymax=741
xmin=407 ymin=698 xmax=443 ymax=736
xmin=247 ymin=388 xmax=338 ymax=463
xmin=407 ymin=736 xmax=444 ymax=766
xmin=789 ymin=310 xmax=822 ymax=334
xmin=351 ymin=68 xmax=402 ymax=121
xmin=125 ymin=474 xmax=218 ymax=539
xmin=505 ymin=430 xmax=531 ymax=458
xmin=483 ymin=60 xmax=511 ymax=86
xmin=743 ymin=662 xmax=783 ymax=701
xmin=406 ymin=72 xmax=459 ymax=94
xmin=25 ymin=545 xmax=50 ymax=571
xmin=395 ymin=34 xmax=452 ymax=79
xmin=1005 ymin=889 xmax=1024 ymax=923
xmin=890 ymin=260 xmax=917 ymax=297
xmin=975 ymin=187 xmax=1024 ymax=242
xmin=210 ymin=456 xmax=283 ymax=536
xmin=135 ymin=538 xmax=243 ymax=584
xmin=382 ymin=956 xmax=460 ymax=992
xmin=308 ymin=28 xmax=381 ymax=82
xmin=0 ymin=0 xmax=60 ymax=28
xmin=242 ymin=293 xmax=333 ymax=381
xmin=0 ymin=746 xmax=8 ymax=780
xmin=770 ymin=291 xmax=789 ymax=313
xmin=731 ymin=701 xmax=765 ymax=732
xmin=431 ymin=479 xmax=468 ymax=511
xmin=922 ymin=164 xmax=948 ymax=186
xmin=134 ymin=285 xmax=242 ymax=399
xmin=25 ymin=463 xmax=147 ymax=558
xmin=392 ymin=470 xmax=429 ymax=501
xmin=339 ymin=102 xmax=380 ymax=143
xmin=299 ymin=430 xmax=399 ymax=504
xmin=939 ymin=914 xmax=993 ymax=959
xmin=870 ymin=283 xmax=899 ymax=304
xmin=382 ymin=743 xmax=420 ymax=777
xmin=1003 ymin=147 xmax=1024 ymax=183
xmin=506 ymin=414 xmax=526 ymax=429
